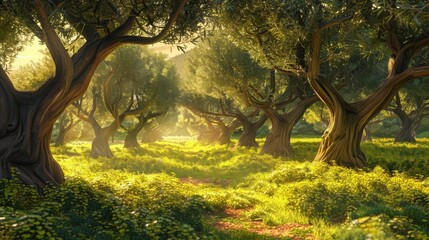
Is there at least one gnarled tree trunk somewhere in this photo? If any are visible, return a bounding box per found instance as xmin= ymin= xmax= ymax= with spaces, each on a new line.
xmin=314 ymin=109 xmax=366 ymax=167
xmin=54 ymin=112 xmax=79 ymax=146
xmin=124 ymin=127 xmax=142 ymax=148
xmin=236 ymin=114 xmax=267 ymax=148
xmin=261 ymin=116 xmax=295 ymax=157
xmin=0 ymin=0 xmax=189 ymax=190
xmin=394 ymin=117 xmax=416 ymax=143
xmin=308 ymin=25 xmax=429 ymax=168
xmin=90 ymin=127 xmax=115 ymax=158
xmin=0 ymin=95 xmax=64 ymax=189
xmin=216 ymin=119 xmax=241 ymax=145
xmin=261 ymin=96 xmax=318 ymax=158
xmin=124 ymin=111 xmax=164 ymax=148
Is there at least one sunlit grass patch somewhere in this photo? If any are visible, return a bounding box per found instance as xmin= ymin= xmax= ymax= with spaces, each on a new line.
xmin=17 ymin=138 xmax=429 ymax=239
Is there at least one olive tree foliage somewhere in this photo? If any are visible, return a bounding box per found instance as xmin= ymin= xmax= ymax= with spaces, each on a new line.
xmin=219 ymin=0 xmax=429 ymax=167
xmin=187 ymin=32 xmax=319 ymax=156
xmin=0 ymin=0 xmax=210 ymax=190
xmin=122 ymin=46 xmax=180 ymax=148
xmin=184 ymin=34 xmax=269 ymax=147
xmin=73 ymin=46 xmax=179 ymax=156
xmin=179 ymin=93 xmax=240 ymax=145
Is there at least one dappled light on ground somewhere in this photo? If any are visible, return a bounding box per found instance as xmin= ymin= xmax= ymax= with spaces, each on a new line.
xmin=1 ymin=139 xmax=428 ymax=239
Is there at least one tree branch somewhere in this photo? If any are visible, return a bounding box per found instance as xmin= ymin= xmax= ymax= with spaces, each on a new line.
xmin=34 ymin=0 xmax=73 ymax=97
xmin=114 ymin=0 xmax=188 ymax=45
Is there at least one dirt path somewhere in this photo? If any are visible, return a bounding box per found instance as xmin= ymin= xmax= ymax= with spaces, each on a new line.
xmin=179 ymin=177 xmax=313 ymax=239
xmin=211 ymin=208 xmax=313 ymax=239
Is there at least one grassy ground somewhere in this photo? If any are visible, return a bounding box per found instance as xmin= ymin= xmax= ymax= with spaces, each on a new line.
xmin=1 ymin=138 xmax=429 ymax=239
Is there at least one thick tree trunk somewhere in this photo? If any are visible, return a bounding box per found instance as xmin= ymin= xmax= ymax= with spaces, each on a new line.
xmin=216 ymin=119 xmax=241 ymax=145
xmin=237 ymin=124 xmax=260 ymax=147
xmin=217 ymin=128 xmax=233 ymax=145
xmin=236 ymin=115 xmax=267 ymax=148
xmin=0 ymin=96 xmax=64 ymax=191
xmin=90 ymin=128 xmax=115 ymax=158
xmin=261 ymin=117 xmax=295 ymax=157
xmin=261 ymin=97 xmax=318 ymax=158
xmin=394 ymin=117 xmax=416 ymax=143
xmin=124 ymin=128 xmax=141 ymax=148
xmin=314 ymin=110 xmax=367 ymax=167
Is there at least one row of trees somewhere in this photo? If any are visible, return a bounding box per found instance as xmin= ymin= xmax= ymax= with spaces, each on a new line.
xmin=1 ymin=0 xmax=429 ymax=190
xmin=179 ymin=32 xmax=429 ymax=157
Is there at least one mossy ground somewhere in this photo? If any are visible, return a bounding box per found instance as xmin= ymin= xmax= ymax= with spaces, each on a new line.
xmin=1 ymin=138 xmax=428 ymax=239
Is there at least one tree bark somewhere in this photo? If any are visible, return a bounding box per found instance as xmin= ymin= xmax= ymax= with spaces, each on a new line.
xmin=394 ymin=116 xmax=416 ymax=143
xmin=0 ymin=0 xmax=189 ymax=189
xmin=124 ymin=111 xmax=164 ymax=148
xmin=91 ymin=128 xmax=115 ymax=158
xmin=235 ymin=112 xmax=267 ymax=148
xmin=0 ymin=82 xmax=64 ymax=190
xmin=314 ymin=108 xmax=367 ymax=167
xmin=124 ymin=127 xmax=142 ymax=148
xmin=216 ymin=119 xmax=241 ymax=145
xmin=307 ymin=25 xmax=429 ymax=168
xmin=261 ymin=96 xmax=318 ymax=158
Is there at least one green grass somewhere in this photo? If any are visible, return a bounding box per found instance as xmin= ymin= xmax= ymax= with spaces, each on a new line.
xmin=1 ymin=138 xmax=429 ymax=239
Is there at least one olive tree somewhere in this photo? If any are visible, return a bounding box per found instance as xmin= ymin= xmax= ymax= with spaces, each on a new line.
xmin=0 ymin=0 xmax=209 ymax=189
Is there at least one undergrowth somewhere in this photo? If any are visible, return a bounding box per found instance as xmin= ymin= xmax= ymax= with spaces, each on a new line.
xmin=1 ymin=138 xmax=428 ymax=239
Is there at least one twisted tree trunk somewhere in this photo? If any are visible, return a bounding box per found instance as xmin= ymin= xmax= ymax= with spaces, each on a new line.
xmin=124 ymin=111 xmax=164 ymax=148
xmin=124 ymin=126 xmax=142 ymax=148
xmin=0 ymin=94 xmax=64 ymax=188
xmin=394 ymin=116 xmax=416 ymax=143
xmin=91 ymin=127 xmax=115 ymax=158
xmin=216 ymin=119 xmax=241 ymax=145
xmin=54 ymin=113 xmax=79 ymax=146
xmin=0 ymin=0 xmax=189 ymax=190
xmin=308 ymin=25 xmax=429 ymax=167
xmin=237 ymin=115 xmax=267 ymax=147
xmin=261 ymin=96 xmax=318 ymax=158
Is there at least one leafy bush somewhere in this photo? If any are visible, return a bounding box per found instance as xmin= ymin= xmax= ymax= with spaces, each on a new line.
xmin=0 ymin=174 xmax=214 ymax=240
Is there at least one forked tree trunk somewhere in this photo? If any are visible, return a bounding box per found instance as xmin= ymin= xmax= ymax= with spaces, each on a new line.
xmin=124 ymin=112 xmax=164 ymax=148
xmin=261 ymin=97 xmax=318 ymax=158
xmin=216 ymin=119 xmax=241 ymax=145
xmin=394 ymin=117 xmax=416 ymax=143
xmin=307 ymin=22 xmax=429 ymax=167
xmin=54 ymin=113 xmax=78 ymax=147
xmin=236 ymin=115 xmax=267 ymax=148
xmin=124 ymin=128 xmax=141 ymax=148
xmin=0 ymin=0 xmax=189 ymax=190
